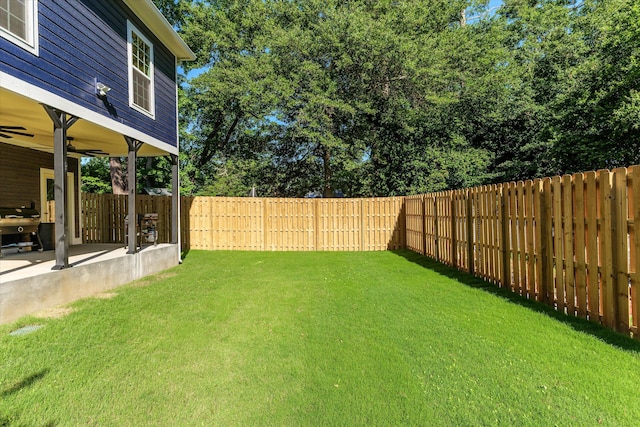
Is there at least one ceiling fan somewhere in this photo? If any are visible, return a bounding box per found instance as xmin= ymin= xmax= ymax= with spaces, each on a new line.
xmin=0 ymin=126 xmax=34 ymax=139
xmin=66 ymin=137 xmax=108 ymax=157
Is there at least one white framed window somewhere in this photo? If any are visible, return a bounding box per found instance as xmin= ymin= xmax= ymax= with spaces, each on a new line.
xmin=127 ymin=21 xmax=155 ymax=118
xmin=0 ymin=0 xmax=39 ymax=55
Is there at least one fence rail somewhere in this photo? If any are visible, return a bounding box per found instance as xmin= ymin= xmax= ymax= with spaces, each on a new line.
xmin=80 ymin=165 xmax=640 ymax=338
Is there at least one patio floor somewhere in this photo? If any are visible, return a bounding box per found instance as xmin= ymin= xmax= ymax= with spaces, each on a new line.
xmin=0 ymin=243 xmax=175 ymax=283
xmin=1 ymin=244 xmax=128 ymax=282
xmin=0 ymin=243 xmax=180 ymax=324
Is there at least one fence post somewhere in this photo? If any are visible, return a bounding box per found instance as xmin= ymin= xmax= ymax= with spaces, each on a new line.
xmin=360 ymin=198 xmax=365 ymax=251
xmin=434 ymin=195 xmax=439 ymax=261
xmin=466 ymin=189 xmax=474 ymax=274
xmin=314 ymin=199 xmax=321 ymax=251
xmin=599 ymin=170 xmax=616 ymax=330
xmin=574 ymin=173 xmax=587 ymax=318
xmin=422 ymin=195 xmax=427 ymax=256
xmin=451 ymin=193 xmax=457 ymax=268
xmin=533 ymin=179 xmax=547 ymax=302
xmin=501 ymin=184 xmax=511 ymax=290
xmin=562 ymin=175 xmax=576 ymax=316
xmin=262 ymin=199 xmax=268 ymax=251
xmin=630 ymin=166 xmax=640 ymax=338
xmin=585 ymin=172 xmax=600 ymax=321
xmin=613 ymin=168 xmax=629 ymax=333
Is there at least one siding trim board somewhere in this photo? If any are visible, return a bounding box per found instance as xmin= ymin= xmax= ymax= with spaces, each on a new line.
xmin=0 ymin=71 xmax=178 ymax=156
xmin=121 ymin=0 xmax=194 ymax=62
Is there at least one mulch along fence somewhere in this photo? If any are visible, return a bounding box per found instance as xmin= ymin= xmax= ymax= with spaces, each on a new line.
xmin=81 ymin=165 xmax=640 ymax=337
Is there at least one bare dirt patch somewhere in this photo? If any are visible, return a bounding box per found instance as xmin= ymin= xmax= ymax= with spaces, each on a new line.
xmin=33 ymin=306 xmax=74 ymax=319
xmin=93 ymin=292 xmax=117 ymax=299
xmin=155 ymin=271 xmax=178 ymax=280
xmin=130 ymin=271 xmax=178 ymax=288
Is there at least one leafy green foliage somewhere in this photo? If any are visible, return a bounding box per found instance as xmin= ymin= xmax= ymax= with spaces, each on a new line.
xmin=81 ymin=158 xmax=111 ymax=194
xmin=145 ymin=0 xmax=640 ymax=196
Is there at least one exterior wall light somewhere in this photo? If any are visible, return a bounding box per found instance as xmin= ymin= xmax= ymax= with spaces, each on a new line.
xmin=96 ymin=82 xmax=111 ymax=97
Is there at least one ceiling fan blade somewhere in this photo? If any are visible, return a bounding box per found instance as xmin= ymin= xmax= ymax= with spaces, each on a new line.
xmin=0 ymin=129 xmax=34 ymax=137
xmin=79 ymin=150 xmax=108 ymax=155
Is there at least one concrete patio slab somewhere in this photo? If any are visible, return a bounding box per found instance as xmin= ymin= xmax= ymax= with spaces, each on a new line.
xmin=0 ymin=244 xmax=180 ymax=324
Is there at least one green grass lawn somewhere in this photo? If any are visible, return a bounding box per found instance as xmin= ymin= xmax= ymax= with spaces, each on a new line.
xmin=2 ymin=250 xmax=640 ymax=426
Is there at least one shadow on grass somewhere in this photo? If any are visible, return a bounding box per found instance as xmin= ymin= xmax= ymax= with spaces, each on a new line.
xmin=0 ymin=369 xmax=49 ymax=398
xmin=391 ymin=249 xmax=640 ymax=353
xmin=0 ymin=418 xmax=55 ymax=427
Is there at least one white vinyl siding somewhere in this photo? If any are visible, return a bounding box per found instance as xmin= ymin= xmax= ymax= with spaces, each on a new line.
xmin=127 ymin=21 xmax=154 ymax=118
xmin=0 ymin=0 xmax=38 ymax=55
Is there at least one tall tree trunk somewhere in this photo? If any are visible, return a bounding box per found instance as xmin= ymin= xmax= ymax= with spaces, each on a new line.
xmin=110 ymin=157 xmax=127 ymax=195
xmin=322 ymin=145 xmax=333 ymax=198
xmin=145 ymin=157 xmax=154 ymax=189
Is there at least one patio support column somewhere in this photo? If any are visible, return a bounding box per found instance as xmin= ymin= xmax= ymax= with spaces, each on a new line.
xmin=170 ymin=154 xmax=180 ymax=248
xmin=42 ymin=105 xmax=79 ymax=270
xmin=125 ymin=136 xmax=143 ymax=254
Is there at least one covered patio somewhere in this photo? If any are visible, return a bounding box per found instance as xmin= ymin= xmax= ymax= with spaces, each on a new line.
xmin=0 ymin=243 xmax=179 ymax=324
xmin=0 ymin=84 xmax=181 ymax=269
xmin=0 ymin=81 xmax=182 ymax=324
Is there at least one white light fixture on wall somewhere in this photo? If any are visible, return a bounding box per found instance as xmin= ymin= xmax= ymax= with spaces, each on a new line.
xmin=96 ymin=82 xmax=111 ymax=97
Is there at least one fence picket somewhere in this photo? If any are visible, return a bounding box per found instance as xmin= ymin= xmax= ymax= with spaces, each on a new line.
xmin=552 ymin=176 xmax=565 ymax=311
xmin=517 ymin=182 xmax=527 ymax=296
xmin=630 ymin=166 xmax=640 ymax=337
xmin=533 ymin=179 xmax=545 ymax=301
xmin=585 ymin=171 xmax=599 ymax=321
xmin=527 ymin=180 xmax=536 ymax=300
xmin=599 ymin=170 xmax=615 ymax=329
xmin=613 ymin=168 xmax=629 ymax=333
xmin=510 ymin=182 xmax=520 ymax=294
xmin=563 ymin=175 xmax=576 ymax=316
xmin=574 ymin=173 xmax=587 ymax=318
xmin=541 ymin=178 xmax=554 ymax=305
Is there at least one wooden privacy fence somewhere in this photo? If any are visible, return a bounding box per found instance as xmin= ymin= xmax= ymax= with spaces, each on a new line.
xmin=81 ymin=165 xmax=640 ymax=338
xmin=82 ymin=194 xmax=172 ymax=244
xmin=405 ymin=166 xmax=640 ymax=337
xmin=180 ymin=196 xmax=405 ymax=251
xmin=81 ymin=194 xmax=405 ymax=252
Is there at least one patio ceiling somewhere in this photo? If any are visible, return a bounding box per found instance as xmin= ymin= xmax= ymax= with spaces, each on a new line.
xmin=0 ymin=87 xmax=172 ymax=157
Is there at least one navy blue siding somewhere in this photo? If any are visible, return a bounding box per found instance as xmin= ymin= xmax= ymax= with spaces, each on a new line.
xmin=0 ymin=0 xmax=178 ymax=149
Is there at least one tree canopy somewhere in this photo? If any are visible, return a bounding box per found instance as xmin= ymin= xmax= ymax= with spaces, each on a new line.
xmin=143 ymin=0 xmax=640 ymax=197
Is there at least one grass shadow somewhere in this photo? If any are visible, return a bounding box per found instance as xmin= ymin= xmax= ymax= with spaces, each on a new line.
xmin=0 ymin=369 xmax=49 ymax=397
xmin=391 ymin=249 xmax=640 ymax=353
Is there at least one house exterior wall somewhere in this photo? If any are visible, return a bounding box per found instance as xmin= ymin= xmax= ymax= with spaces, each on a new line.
xmin=0 ymin=142 xmax=80 ymax=239
xmin=0 ymin=0 xmax=178 ymax=150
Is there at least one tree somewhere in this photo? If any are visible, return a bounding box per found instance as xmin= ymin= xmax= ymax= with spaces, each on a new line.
xmin=143 ymin=0 xmax=640 ymax=199
xmin=549 ymin=0 xmax=640 ymax=172
xmin=81 ymin=157 xmax=112 ymax=194
xmin=171 ymin=0 xmax=504 ymax=196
